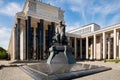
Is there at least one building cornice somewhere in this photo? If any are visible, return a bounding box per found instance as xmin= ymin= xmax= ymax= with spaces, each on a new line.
xmin=81 ymin=23 xmax=120 ymax=38
xmin=67 ymin=23 xmax=100 ymax=33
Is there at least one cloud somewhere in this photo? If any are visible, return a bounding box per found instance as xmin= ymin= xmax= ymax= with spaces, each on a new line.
xmin=93 ymin=1 xmax=120 ymax=15
xmin=0 ymin=0 xmax=3 ymax=4
xmin=66 ymin=22 xmax=81 ymax=31
xmin=109 ymin=14 xmax=120 ymax=25
xmin=0 ymin=2 xmax=22 ymax=16
xmin=45 ymin=0 xmax=66 ymax=8
xmin=0 ymin=27 xmax=11 ymax=50
xmin=67 ymin=0 xmax=120 ymax=27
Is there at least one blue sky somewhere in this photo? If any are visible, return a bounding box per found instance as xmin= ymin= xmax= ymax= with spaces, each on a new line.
xmin=0 ymin=0 xmax=120 ymax=49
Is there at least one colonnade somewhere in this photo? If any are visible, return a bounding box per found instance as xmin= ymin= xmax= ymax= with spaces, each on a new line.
xmin=68 ymin=29 xmax=120 ymax=60
xmin=14 ymin=16 xmax=56 ymax=60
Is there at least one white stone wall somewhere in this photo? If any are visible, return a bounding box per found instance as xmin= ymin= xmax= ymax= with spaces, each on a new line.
xmin=68 ymin=23 xmax=100 ymax=35
xmin=26 ymin=0 xmax=64 ymax=23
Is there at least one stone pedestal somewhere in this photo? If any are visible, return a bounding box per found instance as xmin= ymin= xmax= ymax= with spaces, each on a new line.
xmin=47 ymin=43 xmax=76 ymax=64
xmin=46 ymin=21 xmax=76 ymax=64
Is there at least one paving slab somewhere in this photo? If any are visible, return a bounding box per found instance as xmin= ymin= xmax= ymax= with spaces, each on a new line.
xmin=74 ymin=61 xmax=120 ymax=80
xmin=0 ymin=67 xmax=33 ymax=80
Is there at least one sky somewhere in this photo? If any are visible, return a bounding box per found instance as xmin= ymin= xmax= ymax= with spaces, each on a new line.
xmin=0 ymin=0 xmax=120 ymax=49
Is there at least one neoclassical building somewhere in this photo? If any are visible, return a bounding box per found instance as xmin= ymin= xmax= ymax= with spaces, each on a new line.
xmin=8 ymin=0 xmax=120 ymax=61
xmin=8 ymin=0 xmax=64 ymax=60
xmin=67 ymin=23 xmax=120 ymax=60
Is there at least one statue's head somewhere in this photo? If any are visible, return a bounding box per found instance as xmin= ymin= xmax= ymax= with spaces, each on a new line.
xmin=60 ymin=21 xmax=62 ymax=25
xmin=58 ymin=20 xmax=65 ymax=24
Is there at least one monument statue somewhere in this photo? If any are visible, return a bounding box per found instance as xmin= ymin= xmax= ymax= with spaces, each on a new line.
xmin=47 ymin=21 xmax=76 ymax=64
xmin=23 ymin=22 xmax=112 ymax=80
xmin=53 ymin=21 xmax=68 ymax=45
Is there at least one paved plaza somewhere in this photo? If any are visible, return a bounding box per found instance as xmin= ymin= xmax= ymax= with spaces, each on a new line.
xmin=0 ymin=60 xmax=33 ymax=80
xmin=0 ymin=60 xmax=120 ymax=80
xmin=0 ymin=67 xmax=33 ymax=80
xmin=74 ymin=61 xmax=120 ymax=80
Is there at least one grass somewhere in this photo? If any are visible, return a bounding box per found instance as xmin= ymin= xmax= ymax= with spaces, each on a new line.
xmin=105 ymin=59 xmax=120 ymax=63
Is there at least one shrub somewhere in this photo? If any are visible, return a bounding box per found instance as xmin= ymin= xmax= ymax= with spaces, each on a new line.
xmin=0 ymin=51 xmax=8 ymax=59
xmin=0 ymin=47 xmax=8 ymax=59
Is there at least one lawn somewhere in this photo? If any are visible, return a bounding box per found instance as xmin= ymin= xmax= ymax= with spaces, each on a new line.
xmin=105 ymin=59 xmax=120 ymax=63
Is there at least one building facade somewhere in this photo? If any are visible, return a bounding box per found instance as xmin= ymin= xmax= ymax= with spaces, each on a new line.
xmin=8 ymin=0 xmax=120 ymax=61
xmin=8 ymin=0 xmax=64 ymax=60
xmin=67 ymin=23 xmax=120 ymax=60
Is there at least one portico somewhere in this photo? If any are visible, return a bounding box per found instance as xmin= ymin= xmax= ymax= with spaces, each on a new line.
xmin=8 ymin=0 xmax=64 ymax=60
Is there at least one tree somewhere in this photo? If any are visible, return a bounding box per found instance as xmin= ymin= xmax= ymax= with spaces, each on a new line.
xmin=0 ymin=47 xmax=8 ymax=59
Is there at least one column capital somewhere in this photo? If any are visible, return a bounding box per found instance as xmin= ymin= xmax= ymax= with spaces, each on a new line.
xmin=27 ymin=16 xmax=31 ymax=20
xmin=16 ymin=18 xmax=21 ymax=25
xmin=40 ymin=19 xmax=44 ymax=22
xmin=17 ymin=18 xmax=21 ymax=21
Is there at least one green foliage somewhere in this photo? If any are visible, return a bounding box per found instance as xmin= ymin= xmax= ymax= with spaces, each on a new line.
xmin=105 ymin=59 xmax=120 ymax=63
xmin=0 ymin=47 xmax=6 ymax=52
xmin=0 ymin=47 xmax=8 ymax=59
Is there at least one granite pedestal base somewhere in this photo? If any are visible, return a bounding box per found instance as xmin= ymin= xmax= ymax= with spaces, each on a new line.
xmin=20 ymin=63 xmax=112 ymax=80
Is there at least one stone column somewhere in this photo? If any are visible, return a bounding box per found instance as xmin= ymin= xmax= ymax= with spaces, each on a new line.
xmin=26 ymin=16 xmax=31 ymax=60
xmin=80 ymin=38 xmax=82 ymax=59
xmin=67 ymin=36 xmax=70 ymax=45
xmin=117 ymin=32 xmax=119 ymax=59
xmin=23 ymin=24 xmax=26 ymax=60
xmin=90 ymin=42 xmax=93 ymax=60
xmin=86 ymin=36 xmax=88 ymax=59
xmin=117 ymin=32 xmax=119 ymax=46
xmin=47 ymin=25 xmax=51 ymax=48
xmin=13 ymin=28 xmax=15 ymax=60
xmin=36 ymin=23 xmax=39 ymax=60
xmin=15 ymin=24 xmax=17 ymax=59
xmin=39 ymin=19 xmax=44 ymax=60
xmin=108 ymin=38 xmax=111 ymax=59
xmin=103 ymin=32 xmax=106 ymax=59
xmin=43 ymin=30 xmax=45 ymax=59
xmin=119 ymin=31 xmax=120 ymax=59
xmin=94 ymin=34 xmax=96 ymax=60
xmin=33 ymin=27 xmax=37 ymax=59
xmin=74 ymin=37 xmax=77 ymax=58
xmin=100 ymin=36 xmax=102 ymax=60
xmin=51 ymin=22 xmax=55 ymax=38
xmin=25 ymin=20 xmax=27 ymax=60
xmin=20 ymin=26 xmax=26 ymax=60
xmin=43 ymin=25 xmax=46 ymax=60
xmin=17 ymin=18 xmax=21 ymax=60
xmin=20 ymin=26 xmax=24 ymax=60
xmin=114 ymin=29 xmax=117 ymax=59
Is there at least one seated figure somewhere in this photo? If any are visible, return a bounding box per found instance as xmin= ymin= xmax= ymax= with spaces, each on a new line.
xmin=47 ymin=21 xmax=76 ymax=64
xmin=53 ymin=21 xmax=68 ymax=45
